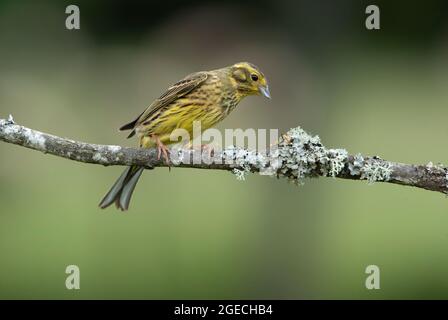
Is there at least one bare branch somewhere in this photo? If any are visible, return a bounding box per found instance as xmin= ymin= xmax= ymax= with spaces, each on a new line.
xmin=1 ymin=116 xmax=447 ymax=194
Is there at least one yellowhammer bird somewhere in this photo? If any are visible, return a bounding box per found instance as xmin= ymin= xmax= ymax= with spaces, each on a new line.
xmin=99 ymin=62 xmax=270 ymax=210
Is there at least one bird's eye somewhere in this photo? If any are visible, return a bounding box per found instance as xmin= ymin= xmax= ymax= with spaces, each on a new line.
xmin=251 ymin=74 xmax=259 ymax=81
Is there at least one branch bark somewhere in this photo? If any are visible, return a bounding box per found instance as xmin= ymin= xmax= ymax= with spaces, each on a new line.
xmin=1 ymin=116 xmax=447 ymax=195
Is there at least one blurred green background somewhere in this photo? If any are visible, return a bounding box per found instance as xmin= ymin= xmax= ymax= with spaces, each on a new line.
xmin=1 ymin=0 xmax=448 ymax=299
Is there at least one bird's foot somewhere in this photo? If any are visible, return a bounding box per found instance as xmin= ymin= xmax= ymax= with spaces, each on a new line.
xmin=200 ymin=144 xmax=215 ymax=158
xmin=157 ymin=144 xmax=170 ymax=165
xmin=153 ymin=136 xmax=171 ymax=168
xmin=187 ymin=143 xmax=215 ymax=158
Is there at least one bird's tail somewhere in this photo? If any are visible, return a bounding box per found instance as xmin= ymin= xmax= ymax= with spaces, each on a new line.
xmin=99 ymin=165 xmax=144 ymax=211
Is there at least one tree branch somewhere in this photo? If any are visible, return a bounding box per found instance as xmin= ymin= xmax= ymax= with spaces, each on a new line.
xmin=1 ymin=115 xmax=447 ymax=195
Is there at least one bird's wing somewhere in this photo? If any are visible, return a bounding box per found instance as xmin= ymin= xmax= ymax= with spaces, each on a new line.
xmin=119 ymin=71 xmax=209 ymax=135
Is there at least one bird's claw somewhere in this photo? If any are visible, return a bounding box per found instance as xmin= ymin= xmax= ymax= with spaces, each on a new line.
xmin=188 ymin=143 xmax=215 ymax=158
xmin=156 ymin=140 xmax=171 ymax=169
xmin=201 ymin=144 xmax=215 ymax=158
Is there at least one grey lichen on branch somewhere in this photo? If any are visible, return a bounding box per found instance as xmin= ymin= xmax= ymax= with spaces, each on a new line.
xmin=1 ymin=115 xmax=448 ymax=195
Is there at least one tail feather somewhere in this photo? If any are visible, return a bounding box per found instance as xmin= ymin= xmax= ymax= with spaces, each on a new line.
xmin=99 ymin=166 xmax=144 ymax=211
xmin=116 ymin=167 xmax=144 ymax=210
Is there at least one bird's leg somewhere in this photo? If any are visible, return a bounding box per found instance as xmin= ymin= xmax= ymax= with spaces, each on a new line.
xmin=201 ymin=144 xmax=215 ymax=158
xmin=151 ymin=135 xmax=171 ymax=166
xmin=186 ymin=141 xmax=215 ymax=158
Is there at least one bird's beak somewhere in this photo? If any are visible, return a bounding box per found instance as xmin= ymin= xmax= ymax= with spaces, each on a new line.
xmin=259 ymin=85 xmax=271 ymax=99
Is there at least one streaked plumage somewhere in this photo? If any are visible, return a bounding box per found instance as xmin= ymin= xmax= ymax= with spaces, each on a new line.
xmin=99 ymin=62 xmax=270 ymax=210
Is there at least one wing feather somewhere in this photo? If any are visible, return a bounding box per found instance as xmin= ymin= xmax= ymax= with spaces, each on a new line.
xmin=119 ymin=72 xmax=208 ymax=137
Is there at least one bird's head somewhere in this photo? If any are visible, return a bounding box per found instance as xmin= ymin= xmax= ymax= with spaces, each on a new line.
xmin=229 ymin=62 xmax=270 ymax=99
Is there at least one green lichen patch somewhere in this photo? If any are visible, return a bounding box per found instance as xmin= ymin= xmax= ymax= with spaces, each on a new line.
xmin=348 ymin=153 xmax=365 ymax=176
xmin=223 ymin=146 xmax=270 ymax=180
xmin=349 ymin=153 xmax=393 ymax=184
xmin=274 ymin=126 xmax=348 ymax=184
xmin=225 ymin=126 xmax=395 ymax=186
xmin=226 ymin=126 xmax=350 ymax=182
xmin=359 ymin=157 xmax=392 ymax=184
xmin=445 ymin=170 xmax=448 ymax=190
xmin=0 ymin=115 xmax=15 ymax=126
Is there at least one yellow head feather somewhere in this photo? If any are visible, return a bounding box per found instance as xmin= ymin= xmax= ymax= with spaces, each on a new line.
xmin=228 ymin=62 xmax=270 ymax=99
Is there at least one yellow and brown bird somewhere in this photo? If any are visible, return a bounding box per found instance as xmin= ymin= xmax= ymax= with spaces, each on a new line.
xmin=99 ymin=62 xmax=270 ymax=210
